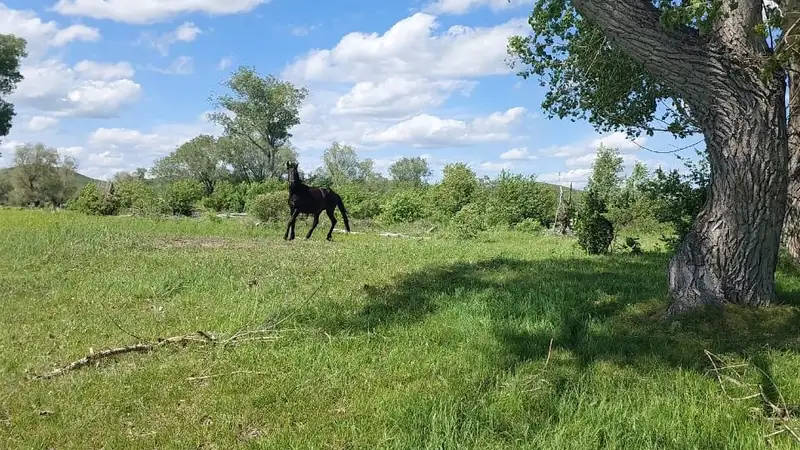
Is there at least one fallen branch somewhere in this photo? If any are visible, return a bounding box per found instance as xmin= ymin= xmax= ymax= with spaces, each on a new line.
xmin=33 ymin=329 xmax=276 ymax=380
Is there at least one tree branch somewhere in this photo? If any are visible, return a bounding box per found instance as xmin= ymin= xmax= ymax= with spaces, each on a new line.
xmin=571 ymin=0 xmax=714 ymax=103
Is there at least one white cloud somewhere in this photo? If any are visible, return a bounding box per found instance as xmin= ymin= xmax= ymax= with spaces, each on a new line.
xmin=217 ymin=57 xmax=233 ymax=70
xmin=480 ymin=161 xmax=512 ymax=171
xmin=12 ymin=59 xmax=142 ymax=118
xmin=423 ymin=0 xmax=528 ymax=15
xmin=500 ymin=147 xmax=537 ymax=160
xmin=27 ymin=116 xmax=59 ymax=131
xmin=74 ymin=60 xmax=135 ymax=79
xmin=283 ymin=13 xmax=527 ymax=84
xmin=363 ymin=107 xmax=526 ymax=148
xmin=539 ymin=131 xmax=647 ymax=165
xmin=333 ymin=77 xmax=475 ymax=118
xmin=0 ymin=4 xmax=99 ymax=57
xmin=52 ymin=0 xmax=268 ymax=24
xmin=137 ymin=22 xmax=202 ymax=55
xmin=146 ymin=56 xmax=194 ymax=75
xmin=538 ymin=169 xmax=594 ymax=188
xmin=290 ymin=25 xmax=317 ymax=36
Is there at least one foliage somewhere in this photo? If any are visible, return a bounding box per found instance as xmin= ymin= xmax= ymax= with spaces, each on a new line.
xmin=586 ymin=145 xmax=624 ymax=205
xmin=0 ymin=34 xmax=27 ymax=146
xmin=202 ymin=180 xmax=247 ymax=212
xmin=380 ymin=189 xmax=426 ymax=224
xmin=433 ymin=163 xmax=480 ymax=217
xmin=115 ymin=179 xmax=162 ymax=215
xmin=67 ymin=182 xmax=119 ymax=216
xmin=576 ymin=188 xmax=614 ymax=254
xmin=151 ymin=135 xmax=228 ymax=195
xmin=515 ymin=217 xmax=544 ymax=234
xmin=7 ymin=143 xmax=79 ymax=207
xmin=640 ymin=165 xmax=709 ymax=251
xmin=163 ymin=179 xmax=204 ymax=216
xmin=318 ymin=141 xmax=378 ymax=185
xmin=450 ymin=202 xmax=488 ymax=239
xmin=388 ymin=157 xmax=431 ymax=186
xmin=334 ymin=183 xmax=384 ymax=220
xmin=486 ymin=171 xmax=556 ymax=228
xmin=505 ymin=1 xmax=698 ymax=141
xmin=207 ymin=67 xmax=308 ymax=180
xmin=247 ymin=191 xmax=288 ymax=223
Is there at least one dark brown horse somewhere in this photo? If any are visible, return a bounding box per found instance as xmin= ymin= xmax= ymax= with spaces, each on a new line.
xmin=284 ymin=161 xmax=351 ymax=241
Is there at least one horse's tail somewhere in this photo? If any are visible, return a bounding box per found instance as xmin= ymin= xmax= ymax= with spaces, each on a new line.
xmin=334 ymin=193 xmax=351 ymax=232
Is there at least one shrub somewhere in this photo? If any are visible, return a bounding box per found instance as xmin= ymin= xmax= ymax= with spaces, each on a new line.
xmin=380 ymin=190 xmax=426 ymax=224
xmin=335 ymin=183 xmax=384 ymax=220
xmin=575 ymin=189 xmax=614 ymax=254
xmin=164 ymin=179 xmax=204 ymax=216
xmin=487 ymin=171 xmax=557 ymax=228
xmin=115 ymin=180 xmax=162 ymax=215
xmin=203 ymin=180 xmax=246 ymax=212
xmin=247 ymin=192 xmax=288 ymax=223
xmin=450 ymin=202 xmax=488 ymax=239
xmin=515 ymin=217 xmax=543 ymax=234
xmin=67 ymin=182 xmax=119 ymax=216
xmin=432 ymin=163 xmax=479 ymax=217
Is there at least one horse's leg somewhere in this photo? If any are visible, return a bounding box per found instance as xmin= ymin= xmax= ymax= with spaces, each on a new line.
xmin=284 ymin=209 xmax=299 ymax=240
xmin=325 ymin=205 xmax=338 ymax=241
xmin=306 ymin=212 xmax=320 ymax=239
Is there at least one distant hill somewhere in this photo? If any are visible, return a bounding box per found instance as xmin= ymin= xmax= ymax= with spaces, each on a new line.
xmin=0 ymin=167 xmax=101 ymax=188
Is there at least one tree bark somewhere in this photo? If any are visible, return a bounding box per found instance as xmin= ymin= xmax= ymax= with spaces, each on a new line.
xmin=785 ymin=1 xmax=800 ymax=266
xmin=572 ymin=0 xmax=790 ymax=314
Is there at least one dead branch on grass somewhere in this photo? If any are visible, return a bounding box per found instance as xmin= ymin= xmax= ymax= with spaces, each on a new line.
xmin=704 ymin=350 xmax=800 ymax=444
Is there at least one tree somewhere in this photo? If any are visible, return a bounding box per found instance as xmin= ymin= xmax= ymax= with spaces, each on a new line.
xmin=320 ymin=141 xmax=376 ymax=185
xmin=508 ymin=0 xmax=792 ymax=315
xmin=207 ymin=67 xmax=308 ymax=180
xmin=389 ymin=157 xmax=432 ymax=186
xmin=585 ymin=144 xmax=624 ymax=205
xmin=0 ymin=34 xmax=27 ymax=154
xmin=8 ymin=143 xmax=78 ymax=207
xmin=151 ymin=135 xmax=227 ymax=195
xmin=217 ymin=135 xmax=297 ymax=183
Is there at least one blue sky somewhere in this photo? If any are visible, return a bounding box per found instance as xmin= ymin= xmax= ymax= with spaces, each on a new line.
xmin=0 ymin=0 xmax=702 ymax=187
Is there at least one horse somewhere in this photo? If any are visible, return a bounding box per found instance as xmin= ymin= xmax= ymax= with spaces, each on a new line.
xmin=284 ymin=161 xmax=351 ymax=241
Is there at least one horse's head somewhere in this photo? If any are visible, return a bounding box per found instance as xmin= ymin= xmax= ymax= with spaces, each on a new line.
xmin=286 ymin=161 xmax=300 ymax=185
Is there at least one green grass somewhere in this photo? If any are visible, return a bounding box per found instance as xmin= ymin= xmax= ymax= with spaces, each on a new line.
xmin=1 ymin=209 xmax=799 ymax=449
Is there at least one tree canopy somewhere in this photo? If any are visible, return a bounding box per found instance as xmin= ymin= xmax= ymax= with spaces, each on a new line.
xmin=0 ymin=34 xmax=28 ymax=153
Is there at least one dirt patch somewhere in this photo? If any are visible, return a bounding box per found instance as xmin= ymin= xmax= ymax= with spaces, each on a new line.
xmin=153 ymin=236 xmax=261 ymax=250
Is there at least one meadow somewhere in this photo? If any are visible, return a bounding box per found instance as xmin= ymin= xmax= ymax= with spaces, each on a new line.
xmin=1 ymin=208 xmax=800 ymax=449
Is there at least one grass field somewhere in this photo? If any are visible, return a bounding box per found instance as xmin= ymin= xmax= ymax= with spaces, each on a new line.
xmin=1 ymin=209 xmax=800 ymax=449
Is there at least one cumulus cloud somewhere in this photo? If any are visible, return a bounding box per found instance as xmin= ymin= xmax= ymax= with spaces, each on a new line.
xmin=333 ymin=77 xmax=475 ymax=118
xmin=52 ymin=0 xmax=268 ymax=24
xmin=500 ymin=147 xmax=537 ymax=161
xmin=27 ymin=116 xmax=60 ymax=131
xmin=0 ymin=4 xmax=99 ymax=57
xmin=74 ymin=60 xmax=135 ymax=80
xmin=12 ymin=59 xmax=141 ymax=118
xmin=137 ymin=22 xmax=202 ymax=55
xmin=283 ymin=13 xmax=527 ymax=84
xmin=363 ymin=107 xmax=526 ymax=148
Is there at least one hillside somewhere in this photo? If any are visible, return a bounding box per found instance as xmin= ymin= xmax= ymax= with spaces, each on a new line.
xmin=0 ymin=167 xmax=100 ymax=188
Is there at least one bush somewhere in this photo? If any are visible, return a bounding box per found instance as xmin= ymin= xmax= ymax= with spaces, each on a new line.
xmin=450 ymin=202 xmax=488 ymax=239
xmin=515 ymin=217 xmax=543 ymax=234
xmin=247 ymin=192 xmax=288 ymax=223
xmin=335 ymin=183 xmax=384 ymax=220
xmin=67 ymin=182 xmax=119 ymax=216
xmin=380 ymin=190 xmax=426 ymax=224
xmin=575 ymin=189 xmax=614 ymax=254
xmin=164 ymin=179 xmax=204 ymax=216
xmin=431 ymin=163 xmax=479 ymax=217
xmin=487 ymin=171 xmax=557 ymax=228
xmin=115 ymin=180 xmax=162 ymax=215
xmin=203 ymin=180 xmax=246 ymax=212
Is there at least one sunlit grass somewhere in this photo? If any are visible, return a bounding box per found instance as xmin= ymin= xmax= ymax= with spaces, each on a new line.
xmin=1 ymin=208 xmax=799 ymax=449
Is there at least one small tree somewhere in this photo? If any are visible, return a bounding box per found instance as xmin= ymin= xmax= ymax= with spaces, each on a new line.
xmin=575 ymin=188 xmax=614 ymax=254
xmin=0 ymin=34 xmax=27 ymax=149
xmin=8 ymin=143 xmax=79 ymax=207
xmin=389 ymin=157 xmax=431 ymax=186
xmin=163 ymin=179 xmax=204 ymax=216
xmin=151 ymin=135 xmax=228 ymax=195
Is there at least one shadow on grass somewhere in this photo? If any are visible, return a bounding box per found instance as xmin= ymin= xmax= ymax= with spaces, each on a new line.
xmin=314 ymin=251 xmax=800 ymax=373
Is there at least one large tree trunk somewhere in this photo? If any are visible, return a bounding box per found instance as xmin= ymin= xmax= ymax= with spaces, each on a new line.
xmin=667 ymin=77 xmax=788 ymax=314
xmin=787 ymin=69 xmax=800 ymax=266
xmin=785 ymin=2 xmax=800 ymax=267
xmin=572 ymin=0 xmax=790 ymax=315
